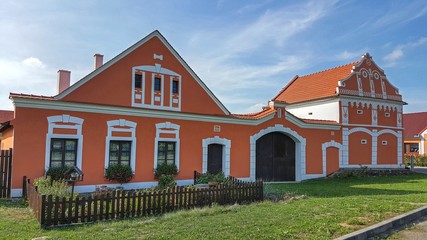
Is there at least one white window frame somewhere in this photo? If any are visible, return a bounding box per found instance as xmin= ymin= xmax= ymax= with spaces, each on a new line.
xmin=154 ymin=122 xmax=180 ymax=170
xmin=45 ymin=114 xmax=84 ymax=171
xmin=105 ymin=119 xmax=137 ymax=172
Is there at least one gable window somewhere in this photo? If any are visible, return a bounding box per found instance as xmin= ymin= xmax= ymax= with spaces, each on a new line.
xmin=50 ymin=138 xmax=78 ymax=168
xmin=172 ymin=80 xmax=179 ymax=94
xmin=154 ymin=77 xmax=161 ymax=91
xmin=135 ymin=74 xmax=142 ymax=89
xmin=109 ymin=141 xmax=131 ymax=166
xmin=157 ymin=141 xmax=176 ymax=165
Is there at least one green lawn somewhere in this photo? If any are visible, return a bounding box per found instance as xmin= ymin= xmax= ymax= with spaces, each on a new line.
xmin=1 ymin=174 xmax=427 ymax=240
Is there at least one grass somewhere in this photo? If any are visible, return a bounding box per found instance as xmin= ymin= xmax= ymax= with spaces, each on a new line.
xmin=1 ymin=174 xmax=427 ymax=239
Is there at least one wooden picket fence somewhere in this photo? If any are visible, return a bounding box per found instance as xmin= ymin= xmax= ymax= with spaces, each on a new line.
xmin=24 ymin=176 xmax=263 ymax=228
xmin=0 ymin=149 xmax=12 ymax=198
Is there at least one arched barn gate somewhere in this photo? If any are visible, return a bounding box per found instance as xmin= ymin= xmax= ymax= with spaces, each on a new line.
xmin=256 ymin=132 xmax=295 ymax=181
xmin=250 ymin=125 xmax=306 ymax=182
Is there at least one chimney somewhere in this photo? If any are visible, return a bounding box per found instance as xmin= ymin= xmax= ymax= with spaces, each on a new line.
xmin=57 ymin=70 xmax=71 ymax=94
xmin=94 ymin=53 xmax=104 ymax=70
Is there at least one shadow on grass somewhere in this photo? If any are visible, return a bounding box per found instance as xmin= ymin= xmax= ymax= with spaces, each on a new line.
xmin=0 ymin=198 xmax=28 ymax=208
xmin=265 ymin=173 xmax=427 ymax=198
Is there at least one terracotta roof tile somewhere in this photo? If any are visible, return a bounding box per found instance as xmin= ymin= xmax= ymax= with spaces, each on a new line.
xmin=273 ymin=62 xmax=357 ymax=104
xmin=232 ymin=108 xmax=276 ymax=120
xmin=0 ymin=110 xmax=14 ymax=123
xmin=9 ymin=93 xmax=55 ymax=100
xmin=300 ymin=118 xmax=339 ymax=125
xmin=403 ymin=112 xmax=427 ymax=137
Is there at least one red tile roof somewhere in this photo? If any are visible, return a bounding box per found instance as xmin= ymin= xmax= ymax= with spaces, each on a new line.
xmin=232 ymin=108 xmax=276 ymax=120
xmin=273 ymin=62 xmax=357 ymax=104
xmin=9 ymin=93 xmax=55 ymax=100
xmin=403 ymin=112 xmax=427 ymax=138
xmin=0 ymin=110 xmax=14 ymax=123
xmin=300 ymin=118 xmax=339 ymax=125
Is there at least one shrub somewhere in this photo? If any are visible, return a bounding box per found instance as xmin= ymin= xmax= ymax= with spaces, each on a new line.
xmin=404 ymin=154 xmax=427 ymax=167
xmin=157 ymin=174 xmax=176 ymax=190
xmin=196 ymin=172 xmax=228 ymax=184
xmin=45 ymin=166 xmax=73 ymax=181
xmin=154 ymin=163 xmax=178 ymax=178
xmin=105 ymin=164 xmax=134 ymax=184
xmin=34 ymin=176 xmax=74 ymax=198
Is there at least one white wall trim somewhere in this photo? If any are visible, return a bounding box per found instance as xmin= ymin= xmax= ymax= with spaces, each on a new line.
xmin=13 ymin=97 xmax=274 ymax=126
xmin=321 ymin=141 xmax=343 ymax=176
xmin=45 ymin=114 xmax=84 ymax=171
xmin=202 ymin=136 xmax=231 ymax=176
xmin=249 ymin=124 xmax=306 ymax=182
xmin=285 ymin=112 xmax=341 ymax=130
xmin=105 ymin=119 xmax=137 ymax=172
xmin=154 ymin=122 xmax=180 ymax=171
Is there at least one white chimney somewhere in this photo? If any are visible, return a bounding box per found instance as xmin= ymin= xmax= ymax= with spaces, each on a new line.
xmin=57 ymin=70 xmax=71 ymax=94
xmin=94 ymin=54 xmax=104 ymax=70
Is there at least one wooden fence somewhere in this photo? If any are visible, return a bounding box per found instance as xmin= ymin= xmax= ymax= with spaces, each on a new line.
xmin=0 ymin=149 xmax=12 ymax=198
xmin=24 ymin=176 xmax=263 ymax=228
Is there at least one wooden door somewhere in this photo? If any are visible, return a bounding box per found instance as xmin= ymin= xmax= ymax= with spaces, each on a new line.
xmin=256 ymin=132 xmax=295 ymax=181
xmin=207 ymin=144 xmax=223 ymax=174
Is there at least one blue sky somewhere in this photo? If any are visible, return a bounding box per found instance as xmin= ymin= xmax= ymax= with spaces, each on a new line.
xmin=0 ymin=0 xmax=426 ymax=113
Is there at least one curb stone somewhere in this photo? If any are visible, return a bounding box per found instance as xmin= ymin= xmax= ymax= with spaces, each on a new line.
xmin=335 ymin=205 xmax=427 ymax=240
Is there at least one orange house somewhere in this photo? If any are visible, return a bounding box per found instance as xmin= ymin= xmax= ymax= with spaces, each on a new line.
xmin=403 ymin=112 xmax=427 ymax=154
xmin=1 ymin=31 xmax=405 ymax=197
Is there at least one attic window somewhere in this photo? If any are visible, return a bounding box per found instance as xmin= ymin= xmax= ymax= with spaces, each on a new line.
xmin=382 ymin=140 xmax=388 ymax=145
xmin=172 ymin=80 xmax=179 ymax=94
xmin=361 ymin=139 xmax=367 ymax=144
xmin=135 ymin=74 xmax=142 ymax=89
xmin=385 ymin=113 xmax=390 ymax=117
xmin=357 ymin=110 xmax=363 ymax=114
xmin=154 ymin=77 xmax=161 ymax=91
xmin=308 ymin=112 xmax=313 ymax=115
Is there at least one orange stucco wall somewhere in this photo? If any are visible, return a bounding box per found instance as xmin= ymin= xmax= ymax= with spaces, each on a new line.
xmin=326 ymin=147 xmax=339 ymax=175
xmin=377 ymin=133 xmax=398 ymax=164
xmin=349 ymin=131 xmax=372 ymax=165
xmin=0 ymin=127 xmax=13 ymax=150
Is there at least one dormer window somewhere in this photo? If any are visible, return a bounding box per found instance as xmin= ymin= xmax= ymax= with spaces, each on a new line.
xmin=154 ymin=77 xmax=161 ymax=91
xmin=172 ymin=80 xmax=179 ymax=94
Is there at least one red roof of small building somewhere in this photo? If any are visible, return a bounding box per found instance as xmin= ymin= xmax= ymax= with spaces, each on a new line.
xmin=0 ymin=110 xmax=14 ymax=123
xmin=9 ymin=93 xmax=55 ymax=101
xmin=232 ymin=108 xmax=276 ymax=120
xmin=273 ymin=62 xmax=357 ymax=104
xmin=403 ymin=112 xmax=427 ymax=138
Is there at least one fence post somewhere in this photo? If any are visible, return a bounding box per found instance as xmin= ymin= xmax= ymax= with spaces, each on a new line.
xmin=410 ymin=155 xmax=414 ymax=171
xmin=22 ymin=176 xmax=27 ymax=199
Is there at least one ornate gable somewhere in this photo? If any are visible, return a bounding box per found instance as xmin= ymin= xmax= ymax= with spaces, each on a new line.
xmin=337 ymin=53 xmax=402 ymax=102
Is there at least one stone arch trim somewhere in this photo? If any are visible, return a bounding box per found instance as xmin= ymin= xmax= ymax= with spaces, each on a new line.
xmin=202 ymin=136 xmax=231 ymax=176
xmin=249 ymin=124 xmax=306 ymax=181
xmin=322 ymin=141 xmax=343 ymax=176
xmin=45 ymin=114 xmax=84 ymax=170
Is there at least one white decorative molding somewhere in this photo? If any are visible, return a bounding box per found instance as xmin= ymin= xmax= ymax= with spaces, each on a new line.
xmin=343 ymin=127 xmax=402 ymax=167
xmin=45 ymin=114 xmax=84 ymax=170
xmin=249 ymin=124 xmax=306 ymax=181
xmin=202 ymin=136 xmax=231 ymax=176
xmin=322 ymin=141 xmax=343 ymax=176
xmin=12 ymin=97 xmax=275 ymax=126
xmin=277 ymin=108 xmax=282 ymax=118
xmin=153 ymin=54 xmax=163 ymax=61
xmin=154 ymin=122 xmax=180 ymax=170
xmin=372 ymin=108 xmax=378 ymax=126
xmin=105 ymin=119 xmax=137 ymax=172
xmin=169 ymin=76 xmax=182 ymax=110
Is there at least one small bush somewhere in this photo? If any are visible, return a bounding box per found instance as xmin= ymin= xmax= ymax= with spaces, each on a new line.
xmin=154 ymin=163 xmax=178 ymax=178
xmin=34 ymin=176 xmax=74 ymax=198
xmin=45 ymin=166 xmax=73 ymax=181
xmin=404 ymin=154 xmax=427 ymax=167
xmin=196 ymin=172 xmax=228 ymax=184
xmin=157 ymin=174 xmax=176 ymax=190
xmin=105 ymin=164 xmax=134 ymax=184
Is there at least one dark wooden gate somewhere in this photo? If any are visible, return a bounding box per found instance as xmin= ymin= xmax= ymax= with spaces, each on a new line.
xmin=256 ymin=132 xmax=295 ymax=181
xmin=207 ymin=144 xmax=223 ymax=174
xmin=0 ymin=148 xmax=12 ymax=198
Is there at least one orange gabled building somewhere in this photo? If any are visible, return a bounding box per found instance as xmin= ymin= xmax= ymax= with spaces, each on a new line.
xmin=1 ymin=31 xmax=405 ymax=197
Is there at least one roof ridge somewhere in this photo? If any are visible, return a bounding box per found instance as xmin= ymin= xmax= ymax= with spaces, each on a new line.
xmin=404 ymin=112 xmax=427 ymax=115
xmin=298 ymin=61 xmax=358 ymax=78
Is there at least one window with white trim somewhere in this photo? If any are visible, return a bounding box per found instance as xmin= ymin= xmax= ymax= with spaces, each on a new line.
xmin=154 ymin=122 xmax=180 ymax=169
xmin=385 ymin=112 xmax=390 ymax=117
xmin=105 ymin=119 xmax=137 ymax=171
xmin=357 ymin=110 xmax=363 ymax=114
xmin=45 ymin=114 xmax=84 ymax=170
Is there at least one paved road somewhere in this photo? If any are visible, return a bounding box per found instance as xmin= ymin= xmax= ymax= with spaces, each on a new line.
xmin=413 ymin=167 xmax=427 ymax=174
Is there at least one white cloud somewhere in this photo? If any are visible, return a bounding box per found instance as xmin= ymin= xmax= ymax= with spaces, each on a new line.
xmin=0 ymin=58 xmax=56 ymax=110
xmin=244 ymin=103 xmax=265 ymax=113
xmin=334 ymin=49 xmax=368 ymax=61
xmin=22 ymin=57 xmax=46 ymax=68
xmin=383 ymin=37 xmax=427 ymax=66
